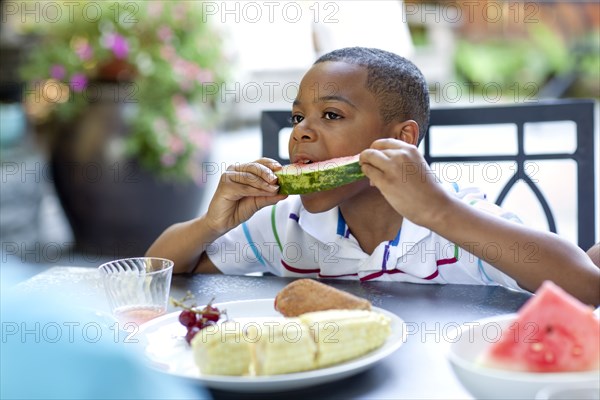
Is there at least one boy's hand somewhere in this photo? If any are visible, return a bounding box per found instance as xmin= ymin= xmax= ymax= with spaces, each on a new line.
xmin=360 ymin=139 xmax=453 ymax=227
xmin=205 ymin=158 xmax=287 ymax=236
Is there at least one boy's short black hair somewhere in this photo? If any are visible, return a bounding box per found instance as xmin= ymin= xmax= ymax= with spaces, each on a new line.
xmin=315 ymin=47 xmax=430 ymax=144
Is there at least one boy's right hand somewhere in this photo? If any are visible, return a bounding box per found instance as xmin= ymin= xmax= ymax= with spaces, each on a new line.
xmin=204 ymin=158 xmax=287 ymax=236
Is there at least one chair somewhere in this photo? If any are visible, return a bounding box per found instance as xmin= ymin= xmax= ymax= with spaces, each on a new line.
xmin=261 ymin=99 xmax=597 ymax=250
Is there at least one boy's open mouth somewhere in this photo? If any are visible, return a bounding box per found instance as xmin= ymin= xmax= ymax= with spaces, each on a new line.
xmin=291 ymin=155 xmax=316 ymax=165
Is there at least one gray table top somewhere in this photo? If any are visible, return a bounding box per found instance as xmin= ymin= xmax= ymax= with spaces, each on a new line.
xmin=13 ymin=267 xmax=533 ymax=399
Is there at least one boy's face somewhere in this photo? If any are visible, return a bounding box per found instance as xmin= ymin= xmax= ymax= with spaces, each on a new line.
xmin=289 ymin=61 xmax=393 ymax=213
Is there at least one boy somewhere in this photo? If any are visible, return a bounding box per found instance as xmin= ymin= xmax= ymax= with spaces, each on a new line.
xmin=147 ymin=47 xmax=600 ymax=306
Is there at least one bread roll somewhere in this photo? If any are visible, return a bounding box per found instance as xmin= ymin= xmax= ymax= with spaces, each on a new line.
xmin=274 ymin=279 xmax=371 ymax=317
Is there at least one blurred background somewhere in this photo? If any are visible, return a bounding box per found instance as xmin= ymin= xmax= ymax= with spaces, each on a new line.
xmin=1 ymin=0 xmax=598 ymax=274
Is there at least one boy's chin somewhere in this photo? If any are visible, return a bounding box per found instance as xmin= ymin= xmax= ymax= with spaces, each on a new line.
xmin=299 ymin=192 xmax=338 ymax=214
xmin=299 ymin=180 xmax=371 ymax=213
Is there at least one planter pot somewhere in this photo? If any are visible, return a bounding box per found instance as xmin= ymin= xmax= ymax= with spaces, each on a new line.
xmin=50 ymin=158 xmax=205 ymax=259
xmin=47 ymin=83 xmax=207 ymax=258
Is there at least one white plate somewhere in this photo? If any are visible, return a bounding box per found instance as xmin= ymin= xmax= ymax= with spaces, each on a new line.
xmin=137 ymin=298 xmax=406 ymax=392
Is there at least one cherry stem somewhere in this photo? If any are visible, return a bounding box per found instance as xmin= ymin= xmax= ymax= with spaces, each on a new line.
xmin=169 ymin=293 xmax=223 ymax=316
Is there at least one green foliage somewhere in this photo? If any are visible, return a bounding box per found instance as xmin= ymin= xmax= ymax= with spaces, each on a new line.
xmin=454 ymin=23 xmax=574 ymax=96
xmin=576 ymin=32 xmax=600 ymax=80
xmin=19 ymin=1 xmax=228 ymax=181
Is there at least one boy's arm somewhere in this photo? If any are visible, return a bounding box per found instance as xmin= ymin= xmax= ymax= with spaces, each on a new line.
xmin=146 ymin=158 xmax=286 ymax=274
xmin=587 ymin=243 xmax=600 ymax=268
xmin=361 ymin=139 xmax=600 ymax=306
xmin=145 ymin=215 xmax=222 ymax=274
xmin=432 ymin=196 xmax=600 ymax=306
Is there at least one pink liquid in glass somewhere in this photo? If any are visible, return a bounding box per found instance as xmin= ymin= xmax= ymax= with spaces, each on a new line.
xmin=114 ymin=305 xmax=165 ymax=325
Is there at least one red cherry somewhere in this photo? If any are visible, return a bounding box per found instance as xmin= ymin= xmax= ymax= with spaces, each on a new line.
xmin=203 ymin=320 xmax=216 ymax=329
xmin=171 ymin=295 xmax=225 ymax=345
xmin=194 ymin=318 xmax=207 ymax=330
xmin=185 ymin=326 xmax=201 ymax=344
xmin=202 ymin=306 xmax=220 ymax=322
xmin=178 ymin=310 xmax=197 ymax=327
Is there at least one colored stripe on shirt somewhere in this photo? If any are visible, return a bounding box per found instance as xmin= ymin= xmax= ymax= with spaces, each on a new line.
xmin=242 ymin=222 xmax=266 ymax=266
xmin=280 ymin=259 xmax=320 ymax=274
xmin=360 ymin=268 xmax=439 ymax=282
xmin=381 ymin=229 xmax=401 ymax=271
xmin=271 ymin=205 xmax=283 ymax=252
xmin=337 ymin=208 xmax=346 ymax=236
xmin=436 ymin=243 xmax=460 ymax=266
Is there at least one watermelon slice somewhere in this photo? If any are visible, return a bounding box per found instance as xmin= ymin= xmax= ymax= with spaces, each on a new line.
xmin=275 ymin=154 xmax=365 ymax=195
xmin=482 ymin=281 xmax=600 ymax=372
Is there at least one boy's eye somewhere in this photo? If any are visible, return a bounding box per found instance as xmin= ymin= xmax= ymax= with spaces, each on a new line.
xmin=290 ymin=114 xmax=303 ymax=125
xmin=323 ymin=112 xmax=341 ymax=120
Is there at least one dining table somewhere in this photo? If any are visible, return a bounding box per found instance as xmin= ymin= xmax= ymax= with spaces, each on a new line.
xmin=10 ymin=266 xmax=533 ymax=400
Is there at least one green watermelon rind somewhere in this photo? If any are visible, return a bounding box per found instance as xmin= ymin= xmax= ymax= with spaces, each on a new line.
xmin=275 ymin=157 xmax=365 ymax=195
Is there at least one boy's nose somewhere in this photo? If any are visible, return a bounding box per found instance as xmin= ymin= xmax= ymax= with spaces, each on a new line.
xmin=292 ymin=120 xmax=317 ymax=142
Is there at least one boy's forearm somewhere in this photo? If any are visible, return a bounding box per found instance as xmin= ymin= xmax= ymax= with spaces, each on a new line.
xmin=145 ymin=215 xmax=221 ymax=274
xmin=429 ymin=197 xmax=600 ymax=306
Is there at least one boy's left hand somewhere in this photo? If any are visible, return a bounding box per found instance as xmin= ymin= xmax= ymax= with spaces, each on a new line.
xmin=360 ymin=138 xmax=453 ymax=227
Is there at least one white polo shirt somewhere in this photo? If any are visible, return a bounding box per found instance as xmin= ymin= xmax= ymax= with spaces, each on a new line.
xmin=207 ymin=185 xmax=523 ymax=291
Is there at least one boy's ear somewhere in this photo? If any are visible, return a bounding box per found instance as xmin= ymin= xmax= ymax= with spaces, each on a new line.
xmin=391 ymin=120 xmax=420 ymax=146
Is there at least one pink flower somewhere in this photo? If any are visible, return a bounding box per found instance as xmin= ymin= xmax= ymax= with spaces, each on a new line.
xmin=50 ymin=65 xmax=66 ymax=80
xmin=190 ymin=129 xmax=212 ymax=149
xmin=107 ymin=33 xmax=129 ymax=59
xmin=174 ymin=74 xmax=193 ymax=92
xmin=74 ymin=41 xmax=93 ymax=61
xmin=196 ymin=69 xmax=214 ymax=84
xmin=171 ymin=94 xmax=186 ymax=108
xmin=168 ymin=136 xmax=185 ymax=155
xmin=172 ymin=58 xmax=207 ymax=91
xmin=160 ymin=45 xmax=176 ymax=61
xmin=153 ymin=117 xmax=169 ymax=134
xmin=160 ymin=153 xmax=176 ymax=167
xmin=173 ymin=3 xmax=188 ymax=21
xmin=172 ymin=95 xmax=195 ymax=120
xmin=157 ymin=26 xmax=173 ymax=42
xmin=148 ymin=1 xmax=164 ymax=17
xmin=70 ymin=73 xmax=88 ymax=92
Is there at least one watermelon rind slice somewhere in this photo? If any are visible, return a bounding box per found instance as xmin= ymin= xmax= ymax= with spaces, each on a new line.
xmin=275 ymin=155 xmax=365 ymax=195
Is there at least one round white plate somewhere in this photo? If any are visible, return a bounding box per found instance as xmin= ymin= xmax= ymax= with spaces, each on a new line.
xmin=137 ymin=298 xmax=406 ymax=392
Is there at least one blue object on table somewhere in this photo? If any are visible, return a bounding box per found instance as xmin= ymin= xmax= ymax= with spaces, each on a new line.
xmin=0 ymin=103 xmax=27 ymax=148
xmin=0 ymin=258 xmax=212 ymax=400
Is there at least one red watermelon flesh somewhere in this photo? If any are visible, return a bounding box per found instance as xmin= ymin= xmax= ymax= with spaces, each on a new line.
xmin=482 ymin=281 xmax=599 ymax=372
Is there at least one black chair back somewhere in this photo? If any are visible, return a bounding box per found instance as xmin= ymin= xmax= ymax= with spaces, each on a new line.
xmin=261 ymin=99 xmax=596 ymax=250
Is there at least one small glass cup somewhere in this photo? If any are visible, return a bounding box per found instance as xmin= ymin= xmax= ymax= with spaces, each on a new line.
xmin=98 ymin=257 xmax=174 ymax=326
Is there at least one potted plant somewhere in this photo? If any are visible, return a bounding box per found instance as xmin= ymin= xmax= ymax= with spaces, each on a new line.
xmin=18 ymin=1 xmax=228 ymax=258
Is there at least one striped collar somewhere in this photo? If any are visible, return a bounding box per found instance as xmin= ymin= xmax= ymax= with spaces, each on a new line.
xmin=297 ymin=200 xmax=430 ymax=258
xmin=336 ymin=208 xmax=401 ymax=245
